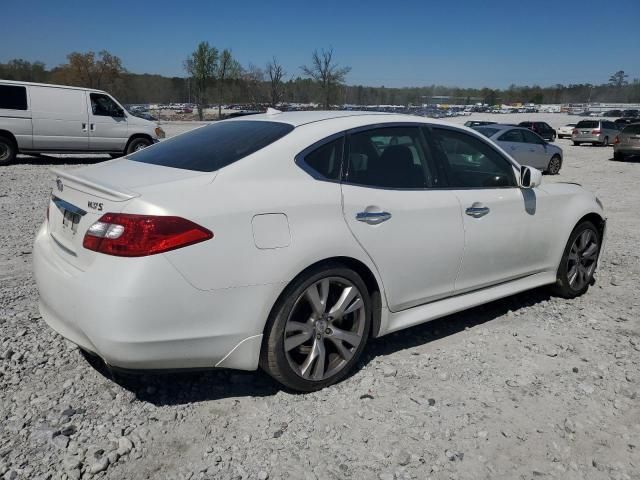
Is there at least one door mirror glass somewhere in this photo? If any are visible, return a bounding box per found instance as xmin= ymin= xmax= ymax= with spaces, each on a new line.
xmin=520 ymin=165 xmax=542 ymax=188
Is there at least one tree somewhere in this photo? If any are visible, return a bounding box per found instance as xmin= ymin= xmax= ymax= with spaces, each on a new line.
xmin=0 ymin=59 xmax=47 ymax=82
xmin=301 ymin=48 xmax=351 ymax=109
xmin=266 ymin=57 xmax=286 ymax=107
xmin=184 ymin=41 xmax=218 ymax=120
xmin=609 ymin=70 xmax=629 ymax=88
xmin=215 ymin=49 xmax=241 ymax=118
xmin=241 ymin=63 xmax=265 ymax=106
xmin=51 ymin=50 xmax=125 ymax=91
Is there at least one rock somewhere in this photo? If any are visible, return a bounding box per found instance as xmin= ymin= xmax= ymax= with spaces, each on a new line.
xmin=62 ymin=457 xmax=82 ymax=471
xmin=117 ymin=437 xmax=134 ymax=456
xmin=3 ymin=470 xmax=17 ymax=480
xmin=52 ymin=434 xmax=70 ymax=449
xmin=395 ymin=450 xmax=411 ymax=466
xmin=427 ymin=398 xmax=436 ymax=406
xmin=564 ymin=418 xmax=576 ymax=434
xmin=610 ymin=276 xmax=621 ymax=286
xmin=445 ymin=450 xmax=464 ymax=462
xmin=257 ymin=471 xmax=269 ymax=480
xmin=89 ymin=456 xmax=109 ymax=474
xmin=382 ymin=366 xmax=397 ymax=377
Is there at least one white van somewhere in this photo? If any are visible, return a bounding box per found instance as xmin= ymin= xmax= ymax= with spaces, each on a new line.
xmin=0 ymin=80 xmax=165 ymax=165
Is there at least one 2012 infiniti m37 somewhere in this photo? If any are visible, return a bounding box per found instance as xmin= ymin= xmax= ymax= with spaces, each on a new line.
xmin=34 ymin=111 xmax=606 ymax=391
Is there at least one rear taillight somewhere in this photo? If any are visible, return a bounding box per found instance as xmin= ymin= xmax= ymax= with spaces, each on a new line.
xmin=572 ymin=129 xmax=578 ymax=135
xmin=83 ymin=213 xmax=213 ymax=257
xmin=592 ymin=129 xmax=601 ymax=135
xmin=614 ymin=135 xmax=620 ymax=144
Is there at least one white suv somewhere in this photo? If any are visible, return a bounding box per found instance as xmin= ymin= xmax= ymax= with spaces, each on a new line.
xmin=0 ymin=80 xmax=164 ymax=165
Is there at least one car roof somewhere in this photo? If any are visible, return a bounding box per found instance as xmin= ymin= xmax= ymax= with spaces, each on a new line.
xmin=0 ymin=79 xmax=107 ymax=94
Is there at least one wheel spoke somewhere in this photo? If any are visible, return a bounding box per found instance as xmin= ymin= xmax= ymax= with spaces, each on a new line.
xmin=327 ymin=336 xmax=354 ymax=362
xmin=328 ymin=286 xmax=359 ymax=319
xmin=305 ymin=279 xmax=330 ymax=316
xmin=285 ymin=320 xmax=313 ymax=334
xmin=582 ymin=243 xmax=598 ymax=260
xmin=284 ymin=331 xmax=312 ymax=351
xmin=568 ymin=265 xmax=578 ymax=286
xmin=311 ymin=340 xmax=326 ymax=380
xmin=299 ymin=338 xmax=321 ymax=379
xmin=330 ymin=326 xmax=361 ymax=347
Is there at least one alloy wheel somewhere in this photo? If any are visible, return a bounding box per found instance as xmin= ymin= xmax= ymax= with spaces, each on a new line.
xmin=548 ymin=156 xmax=561 ymax=174
xmin=567 ymin=229 xmax=599 ymax=290
xmin=284 ymin=277 xmax=366 ymax=381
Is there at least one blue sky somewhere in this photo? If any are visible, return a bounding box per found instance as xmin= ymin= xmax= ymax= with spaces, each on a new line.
xmin=2 ymin=0 xmax=639 ymax=88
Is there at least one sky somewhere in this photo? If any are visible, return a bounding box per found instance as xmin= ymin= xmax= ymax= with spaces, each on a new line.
xmin=2 ymin=0 xmax=639 ymax=89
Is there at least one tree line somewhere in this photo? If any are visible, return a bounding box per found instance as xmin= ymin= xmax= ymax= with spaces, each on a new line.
xmin=1 ymin=49 xmax=639 ymax=116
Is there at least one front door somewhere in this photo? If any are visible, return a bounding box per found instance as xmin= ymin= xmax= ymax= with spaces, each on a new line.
xmin=427 ymin=126 xmax=553 ymax=294
xmin=520 ymin=129 xmax=548 ymax=170
xmin=88 ymin=93 xmax=128 ymax=151
xmin=341 ymin=125 xmax=464 ymax=311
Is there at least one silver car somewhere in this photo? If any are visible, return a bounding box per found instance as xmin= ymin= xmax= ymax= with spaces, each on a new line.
xmin=613 ymin=123 xmax=640 ymax=161
xmin=572 ymin=119 xmax=619 ymax=146
xmin=473 ymin=125 xmax=563 ymax=174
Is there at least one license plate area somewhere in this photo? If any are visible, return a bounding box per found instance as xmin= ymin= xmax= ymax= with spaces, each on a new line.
xmin=62 ymin=209 xmax=81 ymax=234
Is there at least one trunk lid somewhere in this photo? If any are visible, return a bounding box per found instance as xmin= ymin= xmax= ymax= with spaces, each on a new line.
xmin=47 ymin=159 xmax=214 ymax=270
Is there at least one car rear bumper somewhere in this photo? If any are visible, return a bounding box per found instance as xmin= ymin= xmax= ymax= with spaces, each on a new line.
xmin=613 ymin=144 xmax=640 ymax=155
xmin=33 ymin=224 xmax=284 ymax=371
xmin=573 ymin=134 xmax=603 ymax=143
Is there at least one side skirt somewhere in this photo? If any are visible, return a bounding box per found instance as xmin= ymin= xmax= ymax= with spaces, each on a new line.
xmin=380 ymin=271 xmax=556 ymax=336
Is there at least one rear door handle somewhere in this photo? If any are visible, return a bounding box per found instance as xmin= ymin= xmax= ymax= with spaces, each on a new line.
xmin=81 ymin=123 xmax=88 ymax=132
xmin=90 ymin=123 xmax=95 ymax=131
xmin=465 ymin=203 xmax=490 ymax=218
xmin=356 ymin=211 xmax=392 ymax=224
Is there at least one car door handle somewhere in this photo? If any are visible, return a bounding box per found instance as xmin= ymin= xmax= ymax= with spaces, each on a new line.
xmin=356 ymin=211 xmax=392 ymax=224
xmin=81 ymin=123 xmax=88 ymax=132
xmin=465 ymin=203 xmax=490 ymax=218
xmin=90 ymin=123 xmax=95 ymax=131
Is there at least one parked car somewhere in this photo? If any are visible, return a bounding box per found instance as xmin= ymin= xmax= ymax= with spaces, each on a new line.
xmin=613 ymin=123 xmax=640 ymax=161
xmin=473 ymin=125 xmax=563 ymax=174
xmin=614 ymin=117 xmax=640 ymax=128
xmin=572 ymin=120 xmax=619 ymax=146
xmin=33 ymin=111 xmax=606 ymax=391
xmin=464 ymin=120 xmax=497 ymax=127
xmin=603 ymin=110 xmax=623 ymax=117
xmin=622 ymin=109 xmax=639 ymax=118
xmin=518 ymin=121 xmax=556 ymax=141
xmin=557 ymin=123 xmax=577 ymax=139
xmin=0 ymin=80 xmax=165 ymax=165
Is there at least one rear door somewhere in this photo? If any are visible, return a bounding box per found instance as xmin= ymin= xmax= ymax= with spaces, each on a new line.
xmin=88 ymin=93 xmax=129 ymax=151
xmin=341 ymin=125 xmax=464 ymax=311
xmin=520 ymin=129 xmax=549 ymax=169
xmin=31 ymin=86 xmax=89 ymax=151
xmin=427 ymin=126 xmax=554 ymax=293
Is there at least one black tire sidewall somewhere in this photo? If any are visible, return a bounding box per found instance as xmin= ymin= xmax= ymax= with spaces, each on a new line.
xmin=261 ymin=264 xmax=372 ymax=392
xmin=554 ymin=221 xmax=600 ymax=298
xmin=0 ymin=136 xmax=16 ymax=165
xmin=126 ymin=138 xmax=151 ymax=154
xmin=548 ymin=155 xmax=561 ymax=174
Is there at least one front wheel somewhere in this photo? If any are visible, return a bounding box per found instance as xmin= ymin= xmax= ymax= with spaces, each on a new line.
xmin=551 ymin=221 xmax=601 ymax=298
xmin=126 ymin=137 xmax=152 ymax=155
xmin=261 ymin=264 xmax=371 ymax=391
xmin=547 ymin=155 xmax=562 ymax=175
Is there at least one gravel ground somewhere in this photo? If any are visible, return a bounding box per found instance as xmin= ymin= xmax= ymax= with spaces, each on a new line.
xmin=1 ymin=113 xmax=639 ymax=480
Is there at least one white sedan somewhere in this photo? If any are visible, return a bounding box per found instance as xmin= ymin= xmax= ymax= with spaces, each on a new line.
xmin=34 ymin=111 xmax=606 ymax=391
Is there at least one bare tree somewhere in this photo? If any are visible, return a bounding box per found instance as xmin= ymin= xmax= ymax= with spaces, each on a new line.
xmin=266 ymin=57 xmax=286 ymax=107
xmin=242 ymin=63 xmax=265 ymax=106
xmin=215 ymin=49 xmax=241 ymax=118
xmin=52 ymin=50 xmax=125 ymax=91
xmin=184 ymin=41 xmax=218 ymax=120
xmin=609 ymin=70 xmax=629 ymax=88
xmin=301 ymin=48 xmax=351 ymax=109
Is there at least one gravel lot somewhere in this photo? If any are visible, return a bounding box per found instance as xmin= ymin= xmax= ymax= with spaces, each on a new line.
xmin=1 ymin=113 xmax=638 ymax=480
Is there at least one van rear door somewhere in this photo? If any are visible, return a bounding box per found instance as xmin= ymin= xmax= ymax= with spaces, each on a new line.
xmin=31 ymin=86 xmax=89 ymax=151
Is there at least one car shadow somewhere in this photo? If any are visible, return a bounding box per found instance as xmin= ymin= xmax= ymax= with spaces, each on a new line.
xmin=83 ymin=287 xmax=552 ymax=405
xmin=14 ymin=154 xmax=110 ymax=166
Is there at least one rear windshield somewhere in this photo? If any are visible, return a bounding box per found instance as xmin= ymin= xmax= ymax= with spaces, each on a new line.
xmin=474 ymin=127 xmax=500 ymax=138
xmin=623 ymin=124 xmax=640 ymax=134
xmin=129 ymin=120 xmax=294 ymax=172
xmin=575 ymin=120 xmax=598 ymax=128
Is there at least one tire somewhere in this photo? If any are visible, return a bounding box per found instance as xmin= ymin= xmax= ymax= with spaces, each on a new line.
xmin=573 ymin=141 xmax=580 ymax=146
xmin=550 ymin=133 xmax=556 ymax=142
xmin=260 ymin=263 xmax=372 ymax=391
xmin=125 ymin=137 xmax=152 ymax=155
xmin=547 ymin=154 xmax=562 ymax=175
xmin=613 ymin=151 xmax=626 ymax=161
xmin=0 ymin=135 xmax=17 ymax=166
xmin=551 ymin=221 xmax=601 ymax=299
xmin=602 ymin=136 xmax=609 ymax=147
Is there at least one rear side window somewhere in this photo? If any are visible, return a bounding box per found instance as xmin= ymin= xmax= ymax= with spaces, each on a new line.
xmin=475 ymin=127 xmax=499 ymax=138
xmin=129 ymin=120 xmax=294 ymax=172
xmin=299 ymin=137 xmax=344 ymax=181
xmin=0 ymin=85 xmax=28 ymax=110
xmin=623 ymin=124 xmax=640 ymax=134
xmin=498 ymin=129 xmax=525 ymax=143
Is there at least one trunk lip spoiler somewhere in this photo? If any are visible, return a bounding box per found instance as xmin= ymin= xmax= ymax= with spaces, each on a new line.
xmin=51 ymin=168 xmax=139 ymax=202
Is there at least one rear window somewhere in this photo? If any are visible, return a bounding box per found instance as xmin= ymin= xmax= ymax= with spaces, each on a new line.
xmin=576 ymin=120 xmax=598 ymax=129
xmin=474 ymin=127 xmax=500 ymax=138
xmin=129 ymin=120 xmax=294 ymax=172
xmin=0 ymin=85 xmax=28 ymax=110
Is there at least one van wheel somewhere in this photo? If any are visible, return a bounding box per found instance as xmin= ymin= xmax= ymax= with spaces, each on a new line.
xmin=261 ymin=263 xmax=371 ymax=391
xmin=126 ymin=137 xmax=152 ymax=155
xmin=0 ymin=135 xmax=17 ymax=166
xmin=602 ymin=136 xmax=609 ymax=146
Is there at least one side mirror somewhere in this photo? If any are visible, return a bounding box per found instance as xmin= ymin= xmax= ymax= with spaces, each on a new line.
xmin=520 ymin=165 xmax=542 ymax=188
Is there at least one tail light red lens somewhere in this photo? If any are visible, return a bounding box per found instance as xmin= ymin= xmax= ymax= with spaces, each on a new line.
xmin=83 ymin=213 xmax=213 ymax=257
xmin=572 ymin=129 xmax=578 ymax=135
xmin=614 ymin=135 xmax=620 ymax=144
xmin=591 ymin=129 xmax=601 ymax=135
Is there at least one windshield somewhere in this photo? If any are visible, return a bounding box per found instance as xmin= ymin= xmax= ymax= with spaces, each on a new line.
xmin=129 ymin=120 xmax=294 ymax=172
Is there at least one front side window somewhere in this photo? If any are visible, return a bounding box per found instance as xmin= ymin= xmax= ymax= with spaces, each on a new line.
xmin=300 ymin=137 xmax=344 ymax=181
xmin=0 ymin=85 xmax=28 ymax=110
xmin=430 ymin=128 xmax=517 ymax=188
xmin=521 ymin=129 xmax=544 ymax=144
xmin=129 ymin=120 xmax=294 ymax=172
xmin=346 ymin=126 xmax=431 ymax=189
xmin=90 ymin=93 xmax=121 ymax=116
xmin=499 ymin=129 xmax=525 ymax=143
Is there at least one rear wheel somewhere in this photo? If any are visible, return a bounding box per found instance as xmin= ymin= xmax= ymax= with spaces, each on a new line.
xmin=125 ymin=137 xmax=152 ymax=155
xmin=602 ymin=136 xmax=609 ymax=146
xmin=551 ymin=221 xmax=601 ymax=298
xmin=573 ymin=141 xmax=580 ymax=146
xmin=547 ymin=155 xmax=562 ymax=175
xmin=0 ymin=135 xmax=17 ymax=166
xmin=261 ymin=264 xmax=371 ymax=391
xmin=550 ymin=132 xmax=556 ymax=141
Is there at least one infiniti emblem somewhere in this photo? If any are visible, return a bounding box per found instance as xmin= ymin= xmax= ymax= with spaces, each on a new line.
xmin=56 ymin=179 xmax=63 ymax=192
